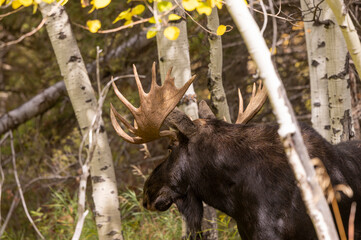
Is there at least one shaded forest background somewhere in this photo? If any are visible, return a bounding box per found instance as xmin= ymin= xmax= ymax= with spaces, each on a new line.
xmin=1 ymin=0 xmax=361 ymax=238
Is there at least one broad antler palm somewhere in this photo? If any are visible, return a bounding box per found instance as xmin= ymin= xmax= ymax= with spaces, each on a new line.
xmin=110 ymin=63 xmax=196 ymax=144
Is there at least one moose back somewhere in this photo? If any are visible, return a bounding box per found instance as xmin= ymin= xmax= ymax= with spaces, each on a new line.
xmin=110 ymin=64 xmax=361 ymax=239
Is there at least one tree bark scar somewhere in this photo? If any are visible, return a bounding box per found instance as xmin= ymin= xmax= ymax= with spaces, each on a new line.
xmin=100 ymin=165 xmax=109 ymax=171
xmin=68 ymin=55 xmax=81 ymax=63
xmin=92 ymin=176 xmax=105 ymax=183
xmin=106 ymin=230 xmax=118 ymax=236
xmin=58 ymin=31 xmax=67 ymax=40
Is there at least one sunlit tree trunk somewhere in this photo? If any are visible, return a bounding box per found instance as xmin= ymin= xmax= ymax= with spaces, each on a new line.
xmin=155 ymin=2 xmax=217 ymax=239
xmin=301 ymin=0 xmax=330 ymax=140
xmin=207 ymin=7 xmax=230 ymax=123
xmin=225 ymin=0 xmax=339 ymax=239
xmin=39 ymin=3 xmax=123 ymax=240
xmin=322 ymin=6 xmax=354 ymax=144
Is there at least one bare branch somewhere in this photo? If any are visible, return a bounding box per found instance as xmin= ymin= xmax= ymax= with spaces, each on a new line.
xmin=9 ymin=131 xmax=45 ymax=240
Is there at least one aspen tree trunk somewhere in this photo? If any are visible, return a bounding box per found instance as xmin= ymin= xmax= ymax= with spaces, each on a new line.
xmin=207 ymin=7 xmax=231 ymax=123
xmin=155 ymin=2 xmax=217 ymax=239
xmin=322 ymin=6 xmax=354 ymax=144
xmin=325 ymin=0 xmax=361 ymax=78
xmin=39 ymin=3 xmax=123 ymax=240
xmin=225 ymin=0 xmax=339 ymax=239
xmin=301 ymin=0 xmax=331 ymax=140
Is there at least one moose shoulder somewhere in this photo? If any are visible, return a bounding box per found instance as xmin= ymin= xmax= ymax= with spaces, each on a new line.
xmin=110 ymin=64 xmax=361 ymax=240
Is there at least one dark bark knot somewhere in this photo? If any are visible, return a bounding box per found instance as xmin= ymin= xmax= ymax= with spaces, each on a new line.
xmin=311 ymin=60 xmax=319 ymax=67
xmin=107 ymin=231 xmax=118 ymax=236
xmin=58 ymin=32 xmax=67 ymax=40
xmin=100 ymin=165 xmax=108 ymax=171
xmin=92 ymin=176 xmax=105 ymax=183
xmin=68 ymin=55 xmax=81 ymax=63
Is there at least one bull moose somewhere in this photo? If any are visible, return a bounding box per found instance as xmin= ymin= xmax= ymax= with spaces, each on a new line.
xmin=110 ymin=63 xmax=361 ymax=240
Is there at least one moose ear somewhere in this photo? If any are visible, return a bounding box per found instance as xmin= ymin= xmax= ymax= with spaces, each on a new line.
xmin=198 ymin=100 xmax=216 ymax=119
xmin=164 ymin=107 xmax=197 ymax=138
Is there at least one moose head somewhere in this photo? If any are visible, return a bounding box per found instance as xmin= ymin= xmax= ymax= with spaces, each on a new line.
xmin=110 ymin=64 xmax=361 ymax=240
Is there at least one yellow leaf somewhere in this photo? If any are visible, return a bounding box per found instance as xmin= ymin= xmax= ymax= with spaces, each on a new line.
xmin=87 ymin=19 xmax=101 ymax=33
xmin=147 ymin=0 xmax=153 ymax=3
xmin=270 ymin=47 xmax=276 ymax=55
xmin=0 ymin=0 xmax=5 ymax=6
xmin=93 ymin=0 xmax=110 ymax=9
xmin=131 ymin=4 xmax=145 ymax=15
xmin=182 ymin=0 xmax=199 ymax=11
xmin=42 ymin=0 xmax=55 ymax=3
xmin=19 ymin=0 xmax=32 ymax=6
xmin=113 ymin=8 xmax=131 ymax=24
xmin=12 ymin=0 xmax=22 ymax=9
xmin=32 ymin=2 xmax=37 ymax=13
xmin=216 ymin=25 xmax=226 ymax=35
xmin=215 ymin=0 xmax=222 ymax=9
xmin=164 ymin=26 xmax=180 ymax=40
xmin=148 ymin=16 xmax=162 ymax=24
xmin=157 ymin=1 xmax=172 ymax=12
xmin=124 ymin=19 xmax=133 ymax=27
xmin=146 ymin=30 xmax=157 ymax=39
xmin=168 ymin=13 xmax=181 ymax=21
xmin=244 ymin=0 xmax=248 ymax=6
xmin=196 ymin=2 xmax=212 ymax=15
xmin=60 ymin=0 xmax=68 ymax=5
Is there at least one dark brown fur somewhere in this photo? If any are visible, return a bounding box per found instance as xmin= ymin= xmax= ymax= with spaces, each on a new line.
xmin=143 ymin=119 xmax=361 ymax=239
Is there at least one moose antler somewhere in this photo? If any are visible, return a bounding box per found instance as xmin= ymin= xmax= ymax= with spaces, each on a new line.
xmin=236 ymin=81 xmax=267 ymax=124
xmin=110 ymin=63 xmax=196 ymax=144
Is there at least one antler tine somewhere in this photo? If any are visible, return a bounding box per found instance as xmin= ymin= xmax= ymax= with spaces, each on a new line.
xmin=133 ymin=64 xmax=146 ymax=96
xmin=110 ymin=104 xmax=143 ymax=144
xmin=110 ymin=103 xmax=136 ymax=134
xmin=235 ymin=81 xmax=267 ymax=124
xmin=237 ymin=88 xmax=244 ymax=115
xmin=112 ymin=81 xmax=137 ymax=116
xmin=110 ymin=64 xmax=196 ymax=144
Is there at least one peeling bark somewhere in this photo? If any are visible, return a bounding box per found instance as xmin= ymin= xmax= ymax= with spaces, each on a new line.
xmin=225 ymin=0 xmax=339 ymax=239
xmin=39 ymin=3 xmax=123 ymax=240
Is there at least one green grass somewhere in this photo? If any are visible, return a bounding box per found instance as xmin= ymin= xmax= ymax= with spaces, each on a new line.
xmin=2 ymin=188 xmax=240 ymax=239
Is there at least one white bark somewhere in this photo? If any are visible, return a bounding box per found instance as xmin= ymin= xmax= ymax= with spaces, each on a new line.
xmin=39 ymin=3 xmax=123 ymax=240
xmin=156 ymin=2 xmax=198 ymax=120
xmin=323 ymin=7 xmax=354 ymax=144
xmin=325 ymin=0 xmax=361 ymax=79
xmin=207 ymin=7 xmax=231 ymax=123
xmin=301 ymin=0 xmax=331 ymax=140
xmin=225 ymin=0 xmax=339 ymax=239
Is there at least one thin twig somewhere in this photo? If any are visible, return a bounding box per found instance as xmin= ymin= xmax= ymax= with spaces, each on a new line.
xmin=0 ymin=191 xmax=20 ymax=237
xmin=0 ymin=6 xmax=24 ymax=18
xmin=73 ymin=6 xmax=177 ymax=34
xmin=96 ymin=46 xmax=102 ymax=96
xmin=259 ymin=0 xmax=268 ymax=36
xmin=9 ymin=131 xmax=45 ymax=239
xmin=0 ymin=18 xmax=46 ymax=50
